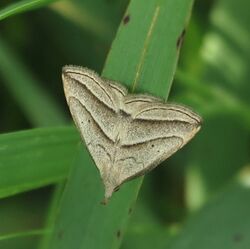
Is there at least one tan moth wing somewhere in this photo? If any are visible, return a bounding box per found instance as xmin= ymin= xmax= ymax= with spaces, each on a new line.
xmin=62 ymin=66 xmax=127 ymax=198
xmin=62 ymin=66 xmax=202 ymax=201
xmin=115 ymin=95 xmax=201 ymax=182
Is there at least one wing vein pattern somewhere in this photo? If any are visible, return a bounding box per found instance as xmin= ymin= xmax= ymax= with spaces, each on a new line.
xmin=62 ymin=66 xmax=202 ymax=200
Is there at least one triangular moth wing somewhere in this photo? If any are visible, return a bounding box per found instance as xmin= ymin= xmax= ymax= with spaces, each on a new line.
xmin=62 ymin=66 xmax=128 ymax=198
xmin=107 ymin=95 xmax=202 ymax=197
xmin=122 ymin=95 xmax=201 ymax=146
xmin=62 ymin=66 xmax=127 ymax=142
xmin=63 ymin=66 xmax=202 ymax=201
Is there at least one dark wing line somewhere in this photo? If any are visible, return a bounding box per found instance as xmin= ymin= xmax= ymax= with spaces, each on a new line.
xmin=166 ymin=107 xmax=201 ymax=123
xmin=69 ymin=71 xmax=115 ymax=108
xmin=72 ymin=79 xmax=116 ymax=114
xmin=87 ymin=142 xmax=112 ymax=162
xmin=121 ymin=135 xmax=184 ymax=147
xmin=125 ymin=99 xmax=154 ymax=104
xmin=124 ymin=97 xmax=158 ymax=104
xmin=86 ymin=142 xmax=112 ymax=172
xmin=118 ymin=136 xmax=184 ymax=184
xmin=109 ymin=83 xmax=126 ymax=96
xmin=69 ymin=96 xmax=115 ymax=143
xmin=96 ymin=143 xmax=112 ymax=162
xmin=116 ymin=156 xmax=143 ymax=165
xmin=131 ymin=118 xmax=193 ymax=126
xmin=134 ymin=106 xmax=200 ymax=123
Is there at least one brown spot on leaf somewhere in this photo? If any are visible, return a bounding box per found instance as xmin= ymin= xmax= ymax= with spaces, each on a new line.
xmin=177 ymin=29 xmax=186 ymax=48
xmin=100 ymin=198 xmax=108 ymax=205
xmin=123 ymin=14 xmax=130 ymax=25
xmin=128 ymin=208 xmax=133 ymax=214
xmin=116 ymin=230 xmax=121 ymax=239
xmin=233 ymin=233 xmax=244 ymax=242
xmin=57 ymin=230 xmax=64 ymax=239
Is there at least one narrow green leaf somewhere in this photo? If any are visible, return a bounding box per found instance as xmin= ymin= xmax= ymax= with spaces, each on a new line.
xmin=0 ymin=0 xmax=57 ymax=21
xmin=49 ymin=0 xmax=194 ymax=249
xmin=0 ymin=38 xmax=67 ymax=126
xmin=50 ymin=0 xmax=121 ymax=43
xmin=183 ymin=0 xmax=250 ymax=210
xmin=122 ymin=227 xmax=170 ymax=249
xmin=0 ymin=229 xmax=49 ymax=242
xmin=0 ymin=126 xmax=78 ymax=199
xmin=169 ymin=175 xmax=250 ymax=249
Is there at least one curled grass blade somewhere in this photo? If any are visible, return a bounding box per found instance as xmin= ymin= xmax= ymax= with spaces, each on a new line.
xmin=0 ymin=126 xmax=78 ymax=199
xmin=0 ymin=0 xmax=57 ymax=21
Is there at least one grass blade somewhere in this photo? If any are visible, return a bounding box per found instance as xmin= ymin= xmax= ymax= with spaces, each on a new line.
xmin=0 ymin=126 xmax=78 ymax=199
xmin=0 ymin=0 xmax=57 ymax=21
xmin=0 ymin=38 xmax=67 ymax=126
xmin=182 ymin=0 xmax=250 ymax=211
xmin=49 ymin=0 xmax=194 ymax=249
xmin=169 ymin=171 xmax=250 ymax=249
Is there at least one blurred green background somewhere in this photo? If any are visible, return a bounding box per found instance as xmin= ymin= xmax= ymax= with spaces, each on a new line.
xmin=0 ymin=0 xmax=250 ymax=249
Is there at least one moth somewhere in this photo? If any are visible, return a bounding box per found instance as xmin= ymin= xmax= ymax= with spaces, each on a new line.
xmin=62 ymin=66 xmax=202 ymax=201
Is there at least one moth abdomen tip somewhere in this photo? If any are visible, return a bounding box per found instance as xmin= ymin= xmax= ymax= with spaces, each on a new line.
xmin=100 ymin=198 xmax=109 ymax=205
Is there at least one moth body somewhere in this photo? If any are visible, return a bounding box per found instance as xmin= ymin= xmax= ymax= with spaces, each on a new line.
xmin=62 ymin=66 xmax=202 ymax=201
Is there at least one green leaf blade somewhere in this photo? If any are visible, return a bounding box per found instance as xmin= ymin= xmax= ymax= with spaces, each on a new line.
xmin=0 ymin=127 xmax=78 ymax=199
xmin=48 ymin=0 xmax=194 ymax=249
xmin=0 ymin=38 xmax=67 ymax=126
xmin=169 ymin=178 xmax=250 ymax=249
xmin=0 ymin=0 xmax=57 ymax=21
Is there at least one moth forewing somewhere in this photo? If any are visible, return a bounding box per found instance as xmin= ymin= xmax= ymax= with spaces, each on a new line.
xmin=62 ymin=66 xmax=202 ymax=201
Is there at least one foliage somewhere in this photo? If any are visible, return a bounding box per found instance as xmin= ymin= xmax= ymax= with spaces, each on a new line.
xmin=0 ymin=0 xmax=249 ymax=249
